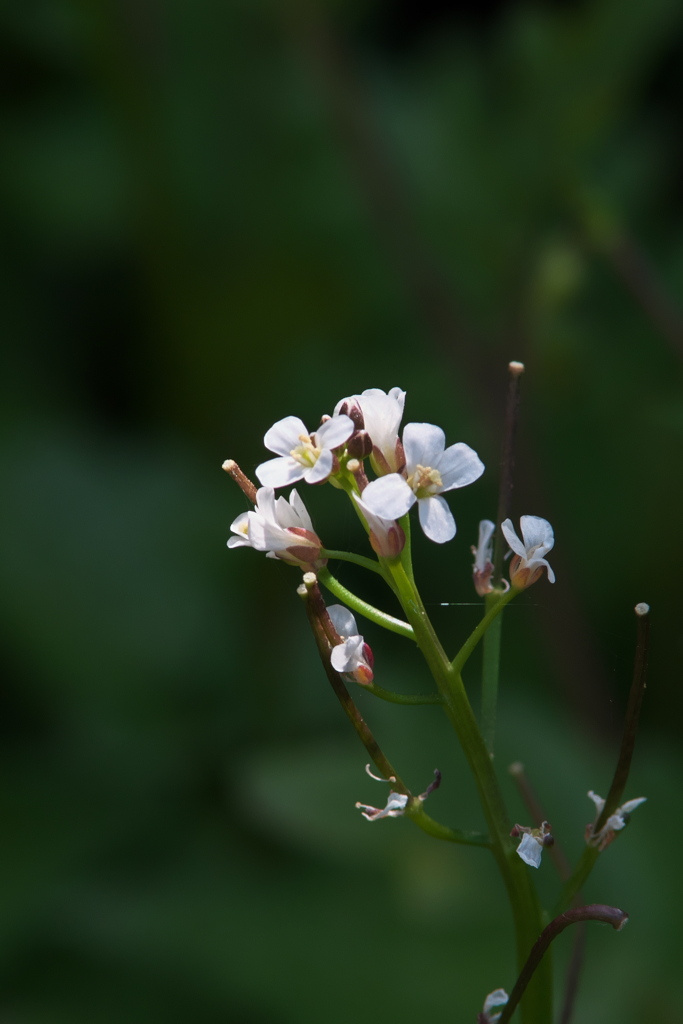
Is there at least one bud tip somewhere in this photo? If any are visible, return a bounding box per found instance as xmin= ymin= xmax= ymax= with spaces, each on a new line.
xmin=302 ymin=571 xmax=317 ymax=586
xmin=222 ymin=459 xmax=236 ymax=472
xmin=634 ymin=602 xmax=650 ymax=617
xmin=508 ymin=361 xmax=525 ymax=376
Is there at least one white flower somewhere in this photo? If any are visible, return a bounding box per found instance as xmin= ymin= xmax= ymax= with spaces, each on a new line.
xmin=360 ymin=422 xmax=484 ymax=543
xmin=501 ymin=515 xmax=555 ymax=588
xmin=352 ymin=492 xmax=405 ymax=559
xmin=512 ymin=821 xmax=553 ymax=868
xmin=327 ymin=604 xmax=374 ymax=684
xmin=355 ymin=387 xmax=406 ymax=475
xmin=256 ymin=413 xmax=354 ymax=488
xmin=479 ymin=988 xmax=509 ymax=1024
xmin=472 ymin=518 xmax=495 ymax=595
xmin=355 ymin=765 xmax=408 ymax=821
xmin=356 ymin=791 xmax=408 ymax=821
xmin=516 ymin=831 xmax=543 ymax=868
xmin=228 ymin=487 xmax=324 ymax=567
xmin=586 ymin=791 xmax=647 ymax=851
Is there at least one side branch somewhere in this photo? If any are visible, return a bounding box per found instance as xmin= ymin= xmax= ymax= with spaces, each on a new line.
xmin=298 ymin=578 xmax=407 ymax=792
xmin=496 ymin=905 xmax=629 ymax=1024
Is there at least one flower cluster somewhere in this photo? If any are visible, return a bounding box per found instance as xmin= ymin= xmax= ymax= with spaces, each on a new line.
xmin=227 ymin=390 xmax=557 ymax=603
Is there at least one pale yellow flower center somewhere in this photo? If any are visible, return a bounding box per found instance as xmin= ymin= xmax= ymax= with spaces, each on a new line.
xmin=290 ymin=433 xmax=321 ymax=467
xmin=407 ymin=464 xmax=443 ymax=498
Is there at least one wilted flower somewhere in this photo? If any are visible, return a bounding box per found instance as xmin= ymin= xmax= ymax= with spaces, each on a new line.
xmin=511 ymin=821 xmax=554 ymax=868
xmin=228 ymin=487 xmax=324 ymax=568
xmin=256 ymin=414 xmax=354 ymax=488
xmin=361 ymin=422 xmax=484 ymax=543
xmin=327 ymin=604 xmax=374 ymax=684
xmin=472 ymin=519 xmax=496 ymax=595
xmin=586 ymin=791 xmax=647 ymax=851
xmin=501 ymin=515 xmax=555 ymax=588
xmin=477 ymin=988 xmax=509 ymax=1024
xmin=355 ymin=764 xmax=408 ymax=821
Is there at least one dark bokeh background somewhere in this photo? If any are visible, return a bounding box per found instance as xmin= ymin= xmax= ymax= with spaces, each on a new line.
xmin=2 ymin=1 xmax=683 ymax=1021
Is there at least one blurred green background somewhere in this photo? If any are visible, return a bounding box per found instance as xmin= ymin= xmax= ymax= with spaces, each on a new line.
xmin=2 ymin=0 xmax=683 ymax=1021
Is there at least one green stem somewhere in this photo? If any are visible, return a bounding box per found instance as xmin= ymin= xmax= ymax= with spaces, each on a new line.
xmin=451 ymin=586 xmax=517 ymax=674
xmin=361 ymin=682 xmax=443 ymax=705
xmin=384 ymin=559 xmax=551 ymax=1024
xmin=321 ymin=549 xmax=384 ymax=575
xmin=482 ymin=607 xmax=503 ymax=754
xmin=406 ymin=801 xmax=490 ymax=847
xmin=317 ymin=567 xmax=414 ymax=640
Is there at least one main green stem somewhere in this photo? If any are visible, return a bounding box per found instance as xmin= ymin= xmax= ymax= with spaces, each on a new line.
xmin=385 ymin=558 xmax=551 ymax=1024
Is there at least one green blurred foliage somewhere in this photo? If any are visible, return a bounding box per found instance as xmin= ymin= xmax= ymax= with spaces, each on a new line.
xmin=1 ymin=0 xmax=683 ymax=1021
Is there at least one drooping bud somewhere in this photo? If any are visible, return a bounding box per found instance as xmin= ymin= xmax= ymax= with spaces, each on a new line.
xmin=353 ymin=492 xmax=405 ymax=559
xmin=327 ymin=604 xmax=375 ymax=685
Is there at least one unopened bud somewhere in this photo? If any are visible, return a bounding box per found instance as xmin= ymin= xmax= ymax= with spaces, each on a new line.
xmin=347 ymin=429 xmax=373 ymax=460
xmin=335 ymin=398 xmax=364 ymax=431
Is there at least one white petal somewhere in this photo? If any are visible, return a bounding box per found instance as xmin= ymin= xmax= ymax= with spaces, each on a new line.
xmin=358 ymin=388 xmax=405 ymax=451
xmin=305 ymin=448 xmax=334 ymax=483
xmin=516 ymin=833 xmax=542 ymax=868
xmin=501 ymin=518 xmax=526 ymax=558
xmin=263 ymin=416 xmax=308 ymax=456
xmin=520 ymin=515 xmax=554 ymax=555
xmin=587 ymin=791 xmax=605 ymax=815
xmin=327 ymin=604 xmax=358 ymax=639
xmin=418 ymin=495 xmax=456 ymax=543
xmin=403 ymin=422 xmax=445 ymax=471
xmin=474 ymin=519 xmax=496 ymax=571
xmin=483 ymin=990 xmax=509 ymax=1015
xmin=288 ymin=489 xmax=313 ymax=531
xmin=227 ymin=535 xmax=249 ymax=548
xmin=437 ymin=442 xmax=485 ymax=491
xmin=256 ymin=455 xmax=304 ymax=488
xmin=254 ymin=487 xmax=278 ymax=523
xmin=620 ymin=797 xmax=647 ymax=814
xmin=331 ymin=635 xmax=365 ymax=673
xmin=274 ymin=494 xmax=300 ymax=529
xmin=542 ymin=558 xmax=556 ymax=584
xmin=315 ymin=414 xmax=354 ymax=450
xmin=362 ymin=475 xmax=416 ymax=520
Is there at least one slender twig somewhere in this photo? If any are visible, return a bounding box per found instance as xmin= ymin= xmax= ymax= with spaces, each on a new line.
xmin=222 ymin=459 xmax=257 ymax=504
xmin=298 ymin=578 xmax=407 ymax=791
xmin=492 ymin=361 xmax=525 ymax=584
xmin=559 ymin=922 xmax=587 ymax=1024
xmin=497 ymin=905 xmax=629 ymax=1024
xmin=593 ymin=602 xmax=650 ymax=834
xmin=553 ymin=602 xmax=650 ymax=915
